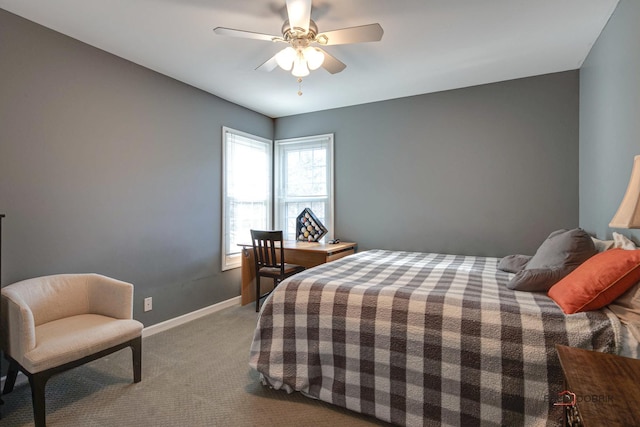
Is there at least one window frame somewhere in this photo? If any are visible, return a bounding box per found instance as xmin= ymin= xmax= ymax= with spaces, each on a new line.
xmin=274 ymin=133 xmax=335 ymax=242
xmin=221 ymin=126 xmax=273 ymax=271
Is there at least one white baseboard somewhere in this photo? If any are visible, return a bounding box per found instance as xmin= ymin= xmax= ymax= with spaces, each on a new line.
xmin=0 ymin=296 xmax=242 ymax=387
xmin=142 ymin=295 xmax=241 ymax=338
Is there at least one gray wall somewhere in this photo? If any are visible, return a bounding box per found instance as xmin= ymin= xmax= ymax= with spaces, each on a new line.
xmin=275 ymin=72 xmax=580 ymax=257
xmin=0 ymin=10 xmax=273 ymax=325
xmin=579 ymin=0 xmax=640 ymax=241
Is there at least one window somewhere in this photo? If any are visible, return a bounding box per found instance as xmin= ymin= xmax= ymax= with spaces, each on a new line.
xmin=222 ymin=127 xmax=272 ymax=270
xmin=275 ymin=134 xmax=334 ymax=241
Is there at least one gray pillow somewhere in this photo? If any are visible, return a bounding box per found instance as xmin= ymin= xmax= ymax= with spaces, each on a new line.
xmin=506 ymin=268 xmax=568 ymax=292
xmin=498 ymin=254 xmax=532 ymax=273
xmin=506 ymin=228 xmax=597 ymax=292
xmin=526 ymin=228 xmax=596 ymax=270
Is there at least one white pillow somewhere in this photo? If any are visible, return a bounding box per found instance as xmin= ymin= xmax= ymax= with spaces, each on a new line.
xmin=613 ymin=232 xmax=638 ymax=250
xmin=591 ymin=237 xmax=614 ymax=252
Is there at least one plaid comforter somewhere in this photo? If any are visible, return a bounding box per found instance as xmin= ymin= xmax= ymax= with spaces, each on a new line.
xmin=249 ymin=250 xmax=620 ymax=426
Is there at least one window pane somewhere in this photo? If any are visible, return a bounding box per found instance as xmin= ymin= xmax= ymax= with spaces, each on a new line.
xmin=228 ymin=200 xmax=268 ymax=254
xmin=285 ymin=147 xmax=327 ymax=196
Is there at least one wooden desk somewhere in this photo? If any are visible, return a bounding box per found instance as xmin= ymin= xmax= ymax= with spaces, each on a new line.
xmin=238 ymin=241 xmax=357 ymax=306
xmin=556 ymin=344 xmax=640 ymax=426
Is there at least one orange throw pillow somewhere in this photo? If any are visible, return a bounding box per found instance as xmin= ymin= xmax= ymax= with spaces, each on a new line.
xmin=548 ymin=248 xmax=640 ymax=314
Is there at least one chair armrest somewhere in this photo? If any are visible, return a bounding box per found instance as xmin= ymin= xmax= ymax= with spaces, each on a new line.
xmin=1 ymin=288 xmax=37 ymax=361
xmin=87 ymin=274 xmax=134 ymax=319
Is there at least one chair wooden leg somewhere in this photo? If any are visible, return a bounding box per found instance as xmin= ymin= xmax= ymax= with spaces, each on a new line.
xmin=3 ymin=337 xmax=143 ymax=426
xmin=131 ymin=336 xmax=142 ymax=383
xmin=255 ymin=275 xmax=261 ymax=312
xmin=28 ymin=372 xmax=48 ymax=427
xmin=3 ymin=358 xmax=19 ymax=394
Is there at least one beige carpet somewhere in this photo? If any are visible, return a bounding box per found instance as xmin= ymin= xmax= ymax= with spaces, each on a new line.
xmin=0 ymin=303 xmax=392 ymax=426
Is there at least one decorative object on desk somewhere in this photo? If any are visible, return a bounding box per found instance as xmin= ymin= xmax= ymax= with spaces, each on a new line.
xmin=296 ymin=207 xmax=327 ymax=242
xmin=610 ymin=155 xmax=640 ymax=228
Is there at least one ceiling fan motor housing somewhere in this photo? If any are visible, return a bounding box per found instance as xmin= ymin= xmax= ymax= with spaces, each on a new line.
xmin=282 ymin=19 xmax=318 ymax=41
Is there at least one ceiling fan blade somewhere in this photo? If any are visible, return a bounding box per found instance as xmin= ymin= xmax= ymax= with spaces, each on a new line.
xmin=286 ymin=0 xmax=312 ymax=33
xmin=255 ymin=54 xmax=280 ymax=72
xmin=213 ymin=27 xmax=280 ymax=42
xmin=317 ymin=48 xmax=346 ymax=74
xmin=318 ymin=23 xmax=384 ymax=45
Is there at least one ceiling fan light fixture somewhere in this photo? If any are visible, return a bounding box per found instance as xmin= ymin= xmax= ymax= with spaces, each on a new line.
xmin=291 ymin=51 xmax=310 ymax=77
xmin=275 ymin=47 xmax=296 ymax=71
xmin=304 ymin=47 xmax=324 ymax=70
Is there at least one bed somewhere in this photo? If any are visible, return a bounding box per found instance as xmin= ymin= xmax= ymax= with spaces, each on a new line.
xmin=249 ymin=249 xmax=628 ymax=426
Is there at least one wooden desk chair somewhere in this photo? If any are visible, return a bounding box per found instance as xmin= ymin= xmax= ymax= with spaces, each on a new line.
xmin=250 ymin=230 xmax=305 ymax=312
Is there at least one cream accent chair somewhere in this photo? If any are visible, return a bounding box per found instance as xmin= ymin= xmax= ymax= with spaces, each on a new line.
xmin=1 ymin=273 xmax=143 ymax=427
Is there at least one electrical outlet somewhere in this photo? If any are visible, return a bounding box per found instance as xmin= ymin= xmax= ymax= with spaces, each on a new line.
xmin=144 ymin=297 xmax=152 ymax=312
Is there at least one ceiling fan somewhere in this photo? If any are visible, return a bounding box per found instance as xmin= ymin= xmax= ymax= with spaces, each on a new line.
xmin=213 ymin=0 xmax=384 ymax=78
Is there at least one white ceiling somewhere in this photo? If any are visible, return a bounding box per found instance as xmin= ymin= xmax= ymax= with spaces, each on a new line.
xmin=1 ymin=0 xmax=619 ymax=118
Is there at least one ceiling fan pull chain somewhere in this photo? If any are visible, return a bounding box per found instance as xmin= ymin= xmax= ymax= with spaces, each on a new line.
xmin=297 ymin=77 xmax=303 ymax=96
